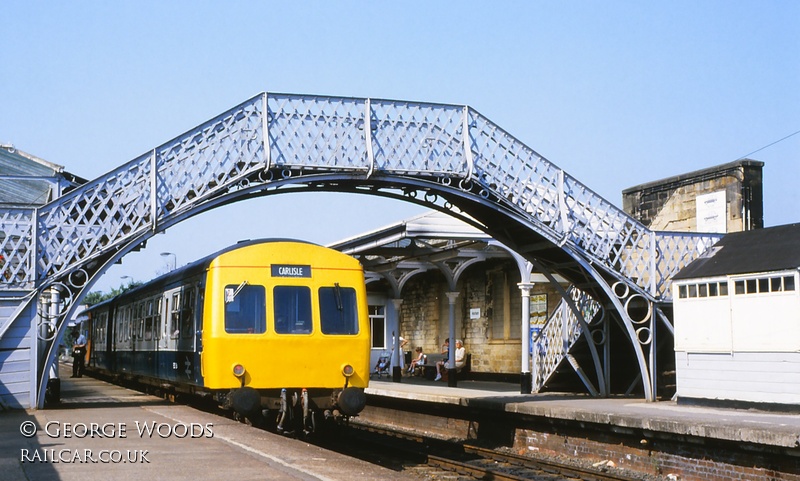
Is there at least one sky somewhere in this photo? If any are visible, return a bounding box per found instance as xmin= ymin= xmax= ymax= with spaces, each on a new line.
xmin=2 ymin=1 xmax=798 ymax=294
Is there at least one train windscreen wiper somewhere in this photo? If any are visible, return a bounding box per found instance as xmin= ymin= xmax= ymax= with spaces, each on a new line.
xmin=225 ymin=281 xmax=248 ymax=303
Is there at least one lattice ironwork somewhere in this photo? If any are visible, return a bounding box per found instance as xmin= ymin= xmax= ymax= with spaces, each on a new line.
xmin=532 ymin=286 xmax=601 ymax=391
xmin=1 ymin=92 xmax=719 ymax=299
xmin=0 ymin=208 xmax=35 ymax=289
xmin=0 ymin=91 xmax=727 ymax=408
xmin=653 ymin=232 xmax=723 ymax=299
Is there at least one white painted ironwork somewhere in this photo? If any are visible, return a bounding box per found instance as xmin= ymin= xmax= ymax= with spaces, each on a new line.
xmin=0 ymin=92 xmax=723 ymax=407
xmin=533 ymin=286 xmax=601 ymax=391
xmin=2 ymin=93 xmax=719 ymax=299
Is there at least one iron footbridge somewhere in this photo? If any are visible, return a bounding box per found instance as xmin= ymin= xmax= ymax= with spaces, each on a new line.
xmin=0 ymin=92 xmax=721 ymax=408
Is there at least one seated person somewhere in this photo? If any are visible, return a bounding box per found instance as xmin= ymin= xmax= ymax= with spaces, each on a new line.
xmin=435 ymin=340 xmax=465 ymax=381
xmin=434 ymin=338 xmax=449 ymax=381
xmin=406 ymin=346 xmax=425 ymax=375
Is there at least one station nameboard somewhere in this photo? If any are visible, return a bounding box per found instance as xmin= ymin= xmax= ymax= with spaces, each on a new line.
xmin=271 ymin=264 xmax=311 ymax=278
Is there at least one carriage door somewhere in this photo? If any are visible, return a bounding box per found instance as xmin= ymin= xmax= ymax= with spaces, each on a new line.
xmin=160 ymin=293 xmax=170 ymax=350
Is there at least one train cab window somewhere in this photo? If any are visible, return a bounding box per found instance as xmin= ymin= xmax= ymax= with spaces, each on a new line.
xmin=319 ymin=285 xmax=359 ymax=335
xmin=274 ymin=286 xmax=312 ymax=334
xmin=224 ymin=284 xmax=266 ymax=334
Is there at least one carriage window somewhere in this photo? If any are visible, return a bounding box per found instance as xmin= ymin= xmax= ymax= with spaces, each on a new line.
xmin=274 ymin=286 xmax=312 ymax=334
xmin=170 ymin=292 xmax=181 ymax=339
xmin=224 ymin=284 xmax=266 ymax=334
xmin=144 ymin=299 xmax=154 ymax=340
xmin=319 ymin=285 xmax=359 ymax=335
xmin=181 ymin=288 xmax=195 ymax=339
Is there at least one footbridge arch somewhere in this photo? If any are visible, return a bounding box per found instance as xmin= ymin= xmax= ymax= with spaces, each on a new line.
xmin=0 ymin=92 xmax=721 ymax=407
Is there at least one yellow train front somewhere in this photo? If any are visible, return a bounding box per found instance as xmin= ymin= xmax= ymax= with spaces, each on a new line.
xmin=86 ymin=239 xmax=370 ymax=434
xmin=202 ymin=240 xmax=370 ymax=431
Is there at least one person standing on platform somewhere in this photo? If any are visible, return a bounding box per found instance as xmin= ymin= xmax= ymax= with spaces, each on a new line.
xmin=392 ymin=334 xmax=409 ymax=371
xmin=71 ymin=330 xmax=87 ymax=378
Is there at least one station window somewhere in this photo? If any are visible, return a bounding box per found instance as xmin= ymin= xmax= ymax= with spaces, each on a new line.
xmin=224 ymin=284 xmax=266 ymax=334
xmin=733 ymin=274 xmax=796 ymax=295
xmin=319 ymin=285 xmax=358 ymax=335
xmin=678 ymin=281 xmax=729 ymax=299
xmin=369 ymin=305 xmax=386 ymax=349
xmin=273 ymin=285 xmax=311 ymax=334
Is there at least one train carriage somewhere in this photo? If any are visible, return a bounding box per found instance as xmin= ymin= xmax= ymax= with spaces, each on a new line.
xmin=85 ymin=239 xmax=370 ymax=431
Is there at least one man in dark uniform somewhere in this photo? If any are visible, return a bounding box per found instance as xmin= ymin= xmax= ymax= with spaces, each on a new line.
xmin=71 ymin=329 xmax=87 ymax=378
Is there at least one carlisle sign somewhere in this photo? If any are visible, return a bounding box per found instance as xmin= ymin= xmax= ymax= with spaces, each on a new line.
xmin=271 ymin=264 xmax=311 ymax=278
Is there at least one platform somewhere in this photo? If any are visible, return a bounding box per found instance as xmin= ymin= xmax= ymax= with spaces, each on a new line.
xmin=6 ymin=371 xmax=800 ymax=480
xmin=365 ymin=376 xmax=800 ymax=450
xmin=0 ymin=368 xmax=406 ymax=481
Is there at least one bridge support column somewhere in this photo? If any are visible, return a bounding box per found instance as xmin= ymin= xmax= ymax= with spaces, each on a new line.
xmin=518 ymin=282 xmax=534 ymax=394
xmin=445 ymin=291 xmax=459 ymax=388
xmin=390 ymin=299 xmax=404 ymax=383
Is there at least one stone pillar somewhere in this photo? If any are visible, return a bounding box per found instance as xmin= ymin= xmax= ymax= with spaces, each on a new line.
xmin=445 ymin=291 xmax=460 ymax=387
xmin=518 ymin=282 xmax=534 ymax=394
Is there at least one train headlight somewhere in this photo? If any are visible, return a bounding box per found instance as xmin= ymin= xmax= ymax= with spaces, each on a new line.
xmin=341 ymin=364 xmax=354 ymax=377
xmin=232 ymin=363 xmax=246 ymax=377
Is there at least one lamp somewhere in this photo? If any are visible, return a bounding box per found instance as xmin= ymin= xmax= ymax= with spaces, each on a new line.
xmin=160 ymin=252 xmax=177 ymax=271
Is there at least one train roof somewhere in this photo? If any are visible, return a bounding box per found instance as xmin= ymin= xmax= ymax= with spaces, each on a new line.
xmin=86 ymin=238 xmax=317 ymax=310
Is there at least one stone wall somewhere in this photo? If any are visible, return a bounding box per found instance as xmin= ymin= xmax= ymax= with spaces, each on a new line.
xmin=395 ymin=260 xmax=564 ymax=376
xmin=622 ymin=159 xmax=763 ymax=233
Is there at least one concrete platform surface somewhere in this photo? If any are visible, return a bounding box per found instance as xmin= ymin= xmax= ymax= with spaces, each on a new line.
xmin=366 ymin=377 xmax=800 ymax=449
xmin=1 ymin=374 xmax=406 ymax=481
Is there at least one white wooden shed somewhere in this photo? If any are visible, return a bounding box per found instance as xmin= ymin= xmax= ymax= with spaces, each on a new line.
xmin=672 ymin=223 xmax=800 ymax=407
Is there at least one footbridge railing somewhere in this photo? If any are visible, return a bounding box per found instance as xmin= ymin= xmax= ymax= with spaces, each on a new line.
xmin=1 ymin=93 xmax=719 ymax=300
xmin=0 ymin=92 xmax=722 ymax=407
xmin=533 ymin=286 xmax=602 ymax=393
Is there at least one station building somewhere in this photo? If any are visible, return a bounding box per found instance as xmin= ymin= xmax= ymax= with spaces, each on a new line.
xmin=0 ymin=144 xmax=86 ymax=408
xmin=335 ymin=159 xmax=771 ymax=398
xmin=671 ymin=223 xmax=800 ymax=407
xmin=329 ymin=210 xmax=569 ymax=382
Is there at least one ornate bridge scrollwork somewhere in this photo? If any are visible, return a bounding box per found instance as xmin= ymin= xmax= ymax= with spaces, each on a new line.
xmin=0 ymin=92 xmax=721 ymax=407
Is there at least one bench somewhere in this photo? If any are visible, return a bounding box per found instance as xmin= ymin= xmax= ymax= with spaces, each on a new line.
xmin=419 ymin=353 xmax=471 ymax=381
xmin=419 ymin=354 xmax=446 ymax=380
